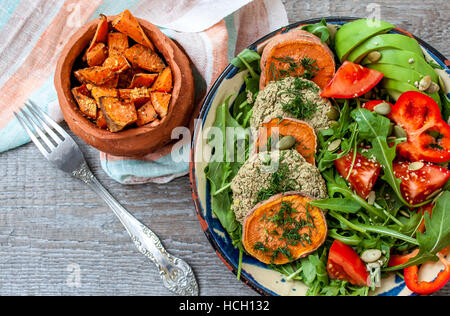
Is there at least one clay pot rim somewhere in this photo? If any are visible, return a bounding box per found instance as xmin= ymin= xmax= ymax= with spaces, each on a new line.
xmin=54 ymin=15 xmax=182 ymax=141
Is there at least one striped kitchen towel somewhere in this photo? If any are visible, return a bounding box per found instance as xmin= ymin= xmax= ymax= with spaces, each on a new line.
xmin=0 ymin=0 xmax=288 ymax=184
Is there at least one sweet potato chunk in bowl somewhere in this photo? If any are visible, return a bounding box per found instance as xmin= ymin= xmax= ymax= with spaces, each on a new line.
xmin=55 ymin=10 xmax=194 ymax=156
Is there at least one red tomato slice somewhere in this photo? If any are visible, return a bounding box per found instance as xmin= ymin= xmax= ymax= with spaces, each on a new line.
xmin=334 ymin=150 xmax=381 ymax=199
xmin=320 ymin=61 xmax=384 ymax=99
xmin=393 ymin=161 xmax=450 ymax=205
xmin=390 ymin=91 xmax=450 ymax=163
xmin=327 ymin=240 xmax=369 ymax=286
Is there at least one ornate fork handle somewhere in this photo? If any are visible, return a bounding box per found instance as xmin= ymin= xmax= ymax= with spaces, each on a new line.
xmin=72 ymin=162 xmax=198 ymax=296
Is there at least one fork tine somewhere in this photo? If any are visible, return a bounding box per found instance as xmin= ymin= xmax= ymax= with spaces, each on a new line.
xmin=27 ymin=100 xmax=67 ymax=140
xmin=24 ymin=103 xmax=62 ymax=146
xmin=14 ymin=110 xmax=50 ymax=157
xmin=20 ymin=107 xmax=56 ymax=150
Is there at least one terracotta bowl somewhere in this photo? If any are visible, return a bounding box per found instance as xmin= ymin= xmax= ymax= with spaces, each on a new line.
xmin=55 ymin=16 xmax=195 ymax=157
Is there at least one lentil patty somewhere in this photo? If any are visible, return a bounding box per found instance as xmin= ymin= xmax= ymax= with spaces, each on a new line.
xmin=231 ymin=149 xmax=328 ymax=224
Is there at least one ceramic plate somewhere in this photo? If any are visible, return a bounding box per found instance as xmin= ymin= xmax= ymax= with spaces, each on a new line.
xmin=189 ymin=17 xmax=450 ymax=296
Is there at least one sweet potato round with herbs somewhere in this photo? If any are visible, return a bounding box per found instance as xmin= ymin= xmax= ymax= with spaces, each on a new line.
xmin=256 ymin=117 xmax=317 ymax=165
xmin=55 ymin=10 xmax=194 ymax=156
xmin=259 ymin=29 xmax=335 ymax=90
xmin=243 ymin=192 xmax=327 ymax=265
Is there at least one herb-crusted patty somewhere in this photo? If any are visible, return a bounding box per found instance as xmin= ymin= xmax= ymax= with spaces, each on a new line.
xmin=231 ymin=149 xmax=328 ymax=224
xmin=250 ymin=77 xmax=335 ymax=132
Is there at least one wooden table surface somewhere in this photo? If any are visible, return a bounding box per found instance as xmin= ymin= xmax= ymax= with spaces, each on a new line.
xmin=0 ymin=0 xmax=448 ymax=296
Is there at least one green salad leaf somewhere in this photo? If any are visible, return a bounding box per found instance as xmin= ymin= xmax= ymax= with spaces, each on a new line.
xmin=385 ymin=191 xmax=450 ymax=271
xmin=300 ymin=18 xmax=330 ymax=43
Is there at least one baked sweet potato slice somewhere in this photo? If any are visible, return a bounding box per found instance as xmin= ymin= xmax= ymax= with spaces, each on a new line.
xmin=124 ymin=44 xmax=165 ymax=72
xmin=103 ymin=55 xmax=131 ymax=74
xmin=86 ymin=42 xmax=108 ymax=67
xmin=136 ymin=101 xmax=158 ymax=126
xmin=260 ymin=29 xmax=335 ymax=90
xmin=151 ymin=92 xmax=171 ymax=118
xmin=87 ymin=14 xmax=109 ymax=53
xmin=111 ymin=9 xmax=154 ymax=50
xmin=74 ymin=66 xmax=116 ymax=85
xmin=72 ymin=85 xmax=97 ymax=119
xmin=256 ymin=118 xmax=317 ymax=165
xmin=151 ymin=67 xmax=172 ymax=92
xmin=89 ymin=86 xmax=118 ymax=104
xmin=119 ymin=87 xmax=151 ymax=106
xmin=129 ymin=73 xmax=158 ymax=88
xmin=96 ymin=110 xmax=107 ymax=129
xmin=107 ymin=32 xmax=129 ymax=56
xmin=99 ymin=97 xmax=137 ymax=132
xmin=243 ymin=192 xmax=327 ymax=265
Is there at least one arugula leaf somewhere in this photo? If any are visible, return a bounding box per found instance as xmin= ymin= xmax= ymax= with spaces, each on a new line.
xmin=350 ymin=108 xmax=425 ymax=208
xmin=300 ymin=18 xmax=330 ymax=43
xmin=230 ymin=48 xmax=261 ymax=78
xmin=309 ymin=198 xmax=362 ymax=214
xmin=385 ymin=191 xmax=450 ymax=271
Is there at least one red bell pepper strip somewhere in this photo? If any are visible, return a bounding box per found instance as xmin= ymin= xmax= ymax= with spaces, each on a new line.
xmin=389 ymin=248 xmax=450 ymax=294
xmin=390 ymin=91 xmax=450 ymax=163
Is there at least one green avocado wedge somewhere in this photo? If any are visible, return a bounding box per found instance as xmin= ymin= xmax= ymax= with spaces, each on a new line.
xmin=382 ymin=78 xmax=441 ymax=106
xmin=367 ymin=63 xmax=437 ymax=85
xmin=335 ymin=19 xmax=394 ymax=62
xmin=362 ymin=49 xmax=438 ymax=82
xmin=346 ymin=34 xmax=423 ymax=63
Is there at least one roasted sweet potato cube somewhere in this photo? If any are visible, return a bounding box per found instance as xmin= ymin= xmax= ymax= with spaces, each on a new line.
xmin=119 ymin=87 xmax=150 ymax=105
xmin=107 ymin=32 xmax=129 ymax=56
xmin=151 ymin=92 xmax=171 ymax=118
xmin=136 ymin=101 xmax=158 ymax=126
xmin=96 ymin=110 xmax=107 ymax=129
xmin=89 ymin=86 xmax=118 ymax=104
xmin=103 ymin=55 xmax=131 ymax=73
xmin=86 ymin=42 xmax=108 ymax=67
xmin=72 ymin=86 xmax=98 ymax=119
xmin=151 ymin=67 xmax=172 ymax=92
xmin=124 ymin=44 xmax=165 ymax=72
xmin=99 ymin=75 xmax=119 ymax=88
xmin=99 ymin=97 xmax=137 ymax=132
xmin=74 ymin=67 xmax=116 ymax=85
xmin=111 ymin=9 xmax=154 ymax=50
xmin=87 ymin=14 xmax=109 ymax=52
xmin=129 ymin=73 xmax=158 ymax=88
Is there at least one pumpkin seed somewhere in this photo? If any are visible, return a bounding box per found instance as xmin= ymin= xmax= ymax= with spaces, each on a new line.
xmin=418 ymin=75 xmax=432 ymax=91
xmin=277 ymin=135 xmax=296 ymax=150
xmin=400 ymin=210 xmax=411 ymax=218
xmin=327 ymin=107 xmax=340 ymax=120
xmin=367 ymin=51 xmax=381 ymax=63
xmin=367 ymin=191 xmax=376 ymax=205
xmin=327 ymin=24 xmax=338 ymax=41
xmin=408 ymin=161 xmax=424 ymax=171
xmin=427 ymin=189 xmax=442 ymax=200
xmin=394 ymin=125 xmax=407 ymax=138
xmin=361 ymin=249 xmax=382 ymax=263
xmin=426 ymin=82 xmax=440 ymax=94
xmin=373 ymin=102 xmax=392 ymax=115
xmin=327 ymin=139 xmax=341 ymax=152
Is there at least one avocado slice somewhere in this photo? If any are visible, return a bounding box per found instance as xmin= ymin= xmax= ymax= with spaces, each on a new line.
xmin=362 ymin=49 xmax=438 ymax=82
xmin=335 ymin=19 xmax=394 ymax=62
xmin=382 ymin=78 xmax=441 ymax=106
xmin=346 ymin=34 xmax=423 ymax=63
xmin=367 ymin=63 xmax=437 ymax=86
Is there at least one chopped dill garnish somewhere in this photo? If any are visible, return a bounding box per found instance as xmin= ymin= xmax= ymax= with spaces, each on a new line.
xmin=269 ymin=57 xmax=322 ymax=81
xmin=256 ymin=162 xmax=296 ymax=202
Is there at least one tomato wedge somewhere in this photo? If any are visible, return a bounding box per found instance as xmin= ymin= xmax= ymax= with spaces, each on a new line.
xmin=390 ymin=91 xmax=450 ymax=163
xmin=321 ymin=61 xmax=384 ymax=99
xmin=334 ymin=150 xmax=381 ymax=199
xmin=393 ymin=161 xmax=450 ymax=205
xmin=327 ymin=240 xmax=369 ymax=286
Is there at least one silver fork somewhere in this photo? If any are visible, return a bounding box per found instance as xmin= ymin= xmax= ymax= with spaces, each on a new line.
xmin=14 ymin=101 xmax=198 ymax=296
